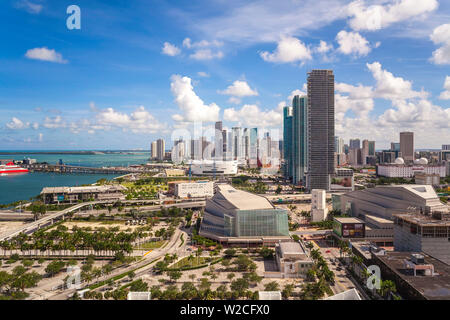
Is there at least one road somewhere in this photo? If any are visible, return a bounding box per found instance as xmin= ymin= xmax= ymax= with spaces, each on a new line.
xmin=310 ymin=239 xmax=368 ymax=299
xmin=0 ymin=200 xmax=205 ymax=241
xmin=44 ymin=226 xmax=188 ymax=300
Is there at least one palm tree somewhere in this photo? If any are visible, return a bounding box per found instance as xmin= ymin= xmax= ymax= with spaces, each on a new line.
xmin=379 ymin=280 xmax=396 ymax=300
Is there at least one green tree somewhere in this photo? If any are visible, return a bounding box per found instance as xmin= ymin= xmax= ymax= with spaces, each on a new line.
xmin=264 ymin=281 xmax=280 ymax=291
xmin=130 ymin=279 xmax=149 ymax=292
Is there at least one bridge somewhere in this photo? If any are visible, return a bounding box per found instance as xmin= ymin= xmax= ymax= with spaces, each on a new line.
xmin=0 ymin=200 xmax=205 ymax=241
xmin=23 ymin=163 xmax=141 ymax=174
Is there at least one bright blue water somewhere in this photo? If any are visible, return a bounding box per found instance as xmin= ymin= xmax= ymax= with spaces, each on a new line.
xmin=0 ymin=151 xmax=150 ymax=167
xmin=0 ymin=172 xmax=121 ymax=205
xmin=0 ymin=151 xmax=151 ymax=205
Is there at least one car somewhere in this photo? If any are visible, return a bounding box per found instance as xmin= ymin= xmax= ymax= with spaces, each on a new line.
xmin=326 ymin=250 xmax=331 ymax=253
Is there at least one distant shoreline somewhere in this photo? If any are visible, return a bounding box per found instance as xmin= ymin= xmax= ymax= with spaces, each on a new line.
xmin=0 ymin=150 xmax=149 ymax=155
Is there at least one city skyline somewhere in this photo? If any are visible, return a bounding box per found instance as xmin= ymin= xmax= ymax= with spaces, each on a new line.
xmin=1 ymin=0 xmax=450 ymax=150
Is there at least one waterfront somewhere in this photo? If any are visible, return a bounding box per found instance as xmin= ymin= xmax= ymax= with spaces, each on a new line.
xmin=0 ymin=151 xmax=150 ymax=205
xmin=0 ymin=172 xmax=121 ymax=205
xmin=0 ymin=151 xmax=150 ymax=168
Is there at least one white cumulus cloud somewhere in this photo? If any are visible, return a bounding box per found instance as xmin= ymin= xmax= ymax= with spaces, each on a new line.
xmin=189 ymin=49 xmax=224 ymax=60
xmin=6 ymin=117 xmax=29 ymax=130
xmin=347 ymin=0 xmax=439 ymax=31
xmin=439 ymin=76 xmax=450 ymax=100
xmin=162 ymin=42 xmax=181 ymax=56
xmin=224 ymin=104 xmax=282 ymax=128
xmin=218 ymin=80 xmax=258 ymax=104
xmin=170 ymin=74 xmax=220 ymax=123
xmin=336 ymin=30 xmax=371 ymax=57
xmin=25 ymin=47 xmax=67 ymax=64
xmin=260 ymin=36 xmax=312 ymax=64
xmin=430 ymin=24 xmax=450 ymax=65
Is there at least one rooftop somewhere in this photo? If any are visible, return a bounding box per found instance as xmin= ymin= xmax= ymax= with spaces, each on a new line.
xmin=215 ymin=184 xmax=274 ymax=210
xmin=393 ymin=213 xmax=450 ymax=227
xmin=278 ymin=241 xmax=306 ymax=256
xmin=258 ymin=291 xmax=282 ymax=300
xmin=375 ymin=252 xmax=450 ymax=300
xmin=324 ymin=288 xmax=362 ymax=300
xmin=41 ymin=185 xmax=125 ymax=194
xmin=334 ymin=217 xmax=364 ymax=224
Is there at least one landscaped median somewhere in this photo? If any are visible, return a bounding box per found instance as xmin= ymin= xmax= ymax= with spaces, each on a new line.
xmin=164 ymin=256 xmax=222 ymax=272
xmin=87 ymin=257 xmax=161 ymax=290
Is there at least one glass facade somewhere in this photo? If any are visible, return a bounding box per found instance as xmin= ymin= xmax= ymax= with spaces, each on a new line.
xmin=292 ymin=96 xmax=308 ymax=186
xmin=234 ymin=209 xmax=289 ymax=237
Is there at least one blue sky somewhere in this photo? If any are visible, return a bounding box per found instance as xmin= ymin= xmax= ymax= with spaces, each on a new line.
xmin=1 ymin=0 xmax=449 ymax=150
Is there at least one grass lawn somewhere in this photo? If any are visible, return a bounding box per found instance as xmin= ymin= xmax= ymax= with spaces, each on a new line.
xmin=169 ymin=256 xmax=213 ymax=269
xmin=134 ymin=240 xmax=166 ymax=250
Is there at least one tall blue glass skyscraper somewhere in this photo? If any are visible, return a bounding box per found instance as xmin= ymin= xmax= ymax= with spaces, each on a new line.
xmin=283 ymin=106 xmax=293 ymax=179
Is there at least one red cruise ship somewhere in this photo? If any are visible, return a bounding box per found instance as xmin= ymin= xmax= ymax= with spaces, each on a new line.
xmin=0 ymin=162 xmax=29 ymax=174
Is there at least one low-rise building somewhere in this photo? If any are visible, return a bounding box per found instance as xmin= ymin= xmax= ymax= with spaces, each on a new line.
xmin=393 ymin=212 xmax=450 ymax=265
xmin=273 ymin=241 xmax=313 ymax=278
xmin=200 ymin=184 xmax=290 ymax=245
xmin=377 ymin=162 xmax=446 ymax=178
xmin=414 ymin=172 xmax=441 ymax=185
xmin=372 ymin=251 xmax=450 ymax=300
xmin=40 ymin=185 xmax=126 ymax=204
xmin=190 ymin=160 xmax=238 ymax=176
xmin=332 ymin=217 xmax=366 ymax=240
xmin=168 ymin=180 xmax=214 ymax=198
xmin=164 ymin=169 xmax=185 ymax=177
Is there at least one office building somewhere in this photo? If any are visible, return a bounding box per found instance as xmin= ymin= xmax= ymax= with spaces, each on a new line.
xmin=391 ymin=142 xmax=400 ymax=152
xmin=362 ymin=140 xmax=375 ymax=165
xmin=307 ymin=69 xmax=335 ymax=191
xmin=249 ymin=128 xmax=259 ymax=168
xmin=350 ymin=139 xmax=360 ymax=149
xmin=400 ymin=132 xmax=414 ymax=162
xmin=214 ymin=121 xmax=223 ymax=159
xmin=283 ymin=106 xmax=293 ymax=180
xmin=292 ymin=95 xmax=308 ymax=185
xmin=441 ymin=144 xmax=450 ymax=162
xmin=335 ymin=137 xmax=345 ymax=154
xmin=200 ymin=184 xmax=290 ymax=245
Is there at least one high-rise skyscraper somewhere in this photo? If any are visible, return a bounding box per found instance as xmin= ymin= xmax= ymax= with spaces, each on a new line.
xmin=362 ymin=140 xmax=369 ymax=165
xmin=400 ymin=132 xmax=414 ymax=162
xmin=156 ymin=138 xmax=165 ymax=161
xmin=232 ymin=127 xmax=242 ymax=160
xmin=307 ymin=69 xmax=335 ymax=191
xmin=292 ymin=95 xmax=308 ymax=185
xmin=214 ymin=121 xmax=223 ymax=160
xmin=349 ymin=139 xmax=361 ymax=149
xmin=283 ymin=106 xmax=293 ymax=179
xmin=151 ymin=141 xmax=157 ymax=159
xmin=249 ymin=128 xmax=259 ymax=168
